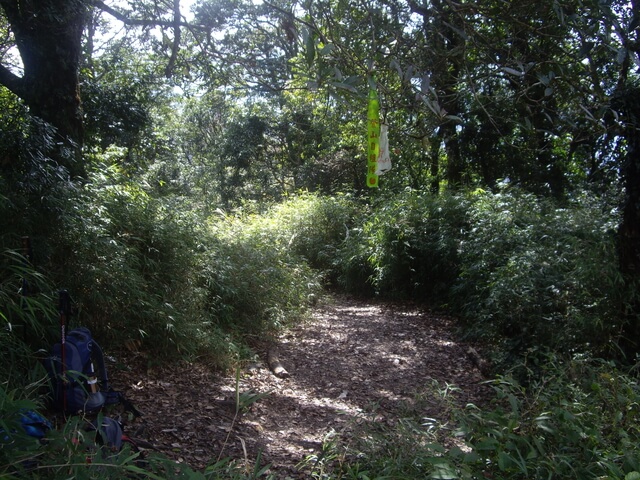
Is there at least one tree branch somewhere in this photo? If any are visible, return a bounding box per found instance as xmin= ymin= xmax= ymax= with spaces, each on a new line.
xmin=165 ymin=0 xmax=181 ymax=77
xmin=262 ymin=0 xmax=327 ymax=44
xmin=0 ymin=63 xmax=27 ymax=101
xmin=92 ymin=0 xmax=190 ymax=28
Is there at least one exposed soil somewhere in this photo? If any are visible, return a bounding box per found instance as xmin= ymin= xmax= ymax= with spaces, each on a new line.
xmin=110 ymin=294 xmax=491 ymax=477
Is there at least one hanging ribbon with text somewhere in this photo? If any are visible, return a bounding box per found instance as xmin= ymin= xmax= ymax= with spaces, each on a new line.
xmin=367 ymin=85 xmax=380 ymax=188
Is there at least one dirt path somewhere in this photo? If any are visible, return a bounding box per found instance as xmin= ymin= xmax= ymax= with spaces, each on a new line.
xmin=112 ymin=295 xmax=489 ymax=477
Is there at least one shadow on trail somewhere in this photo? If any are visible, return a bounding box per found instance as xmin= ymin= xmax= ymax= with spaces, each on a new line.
xmin=113 ymin=295 xmax=489 ymax=476
xmin=239 ymin=295 xmax=488 ymax=474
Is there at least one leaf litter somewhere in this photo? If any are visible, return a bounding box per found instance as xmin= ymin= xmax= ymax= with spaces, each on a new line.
xmin=111 ymin=294 xmax=491 ymax=476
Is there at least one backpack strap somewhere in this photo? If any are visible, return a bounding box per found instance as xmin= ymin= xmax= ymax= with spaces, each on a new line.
xmin=90 ymin=338 xmax=110 ymax=392
xmin=91 ymin=338 xmax=141 ymax=417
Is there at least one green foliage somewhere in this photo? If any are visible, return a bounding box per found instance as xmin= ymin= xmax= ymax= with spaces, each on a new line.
xmin=0 ymin=247 xmax=56 ymax=388
xmin=36 ymin=172 xmax=325 ymax=366
xmin=203 ymin=201 xmax=323 ymax=337
xmin=82 ymin=79 xmax=152 ymax=152
xmin=455 ymin=355 xmax=640 ymax=479
xmin=261 ymin=192 xmax=361 ymax=273
xmin=340 ymin=190 xmax=468 ymax=302
xmin=0 ymin=389 xmax=146 ymax=479
xmin=453 ymin=187 xmax=624 ymax=361
xmin=307 ymin=355 xmax=640 ymax=480
xmin=332 ymin=224 xmax=376 ymax=296
xmin=291 ymin=0 xmax=634 ymax=196
xmin=0 ymin=390 xmax=47 ymax=478
xmin=1 ymin=0 xmax=638 ymax=476
xmin=55 ymin=164 xmax=207 ymax=357
xmin=176 ymin=89 xmax=358 ymax=210
xmin=0 ymin=91 xmax=76 ymax=245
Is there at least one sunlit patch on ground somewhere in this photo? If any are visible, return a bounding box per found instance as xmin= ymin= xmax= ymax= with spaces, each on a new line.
xmin=112 ymin=294 xmax=490 ymax=476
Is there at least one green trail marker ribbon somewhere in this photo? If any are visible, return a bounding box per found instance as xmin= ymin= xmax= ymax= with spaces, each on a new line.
xmin=367 ymin=86 xmax=380 ymax=188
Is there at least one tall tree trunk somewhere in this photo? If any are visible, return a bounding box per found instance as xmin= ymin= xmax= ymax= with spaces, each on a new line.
xmin=437 ymin=0 xmax=464 ymax=190
xmin=0 ymin=0 xmax=88 ymax=177
xmin=443 ymin=122 xmax=462 ymax=188
xmin=619 ymin=131 xmax=640 ymax=279
xmin=613 ymin=0 xmax=640 ymax=358
xmin=620 ymin=3 xmax=640 ymax=276
xmin=429 ymin=134 xmax=441 ymax=193
xmin=412 ymin=0 xmax=464 ymax=191
xmin=617 ymin=86 xmax=640 ymax=357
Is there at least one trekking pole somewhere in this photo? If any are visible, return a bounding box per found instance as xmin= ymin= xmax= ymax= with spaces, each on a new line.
xmin=58 ymin=290 xmax=72 ymax=413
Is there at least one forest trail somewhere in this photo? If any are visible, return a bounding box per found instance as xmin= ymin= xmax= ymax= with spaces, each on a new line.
xmin=113 ymin=295 xmax=490 ymax=477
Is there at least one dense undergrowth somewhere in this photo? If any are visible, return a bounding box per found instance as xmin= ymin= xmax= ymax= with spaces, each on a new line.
xmin=2 ymin=170 xmax=640 ymax=478
xmin=305 ymin=355 xmax=640 ymax=479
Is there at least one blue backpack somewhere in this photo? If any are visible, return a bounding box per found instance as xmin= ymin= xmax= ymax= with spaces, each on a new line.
xmin=44 ymin=326 xmax=112 ymax=414
xmin=44 ymin=291 xmax=140 ymax=417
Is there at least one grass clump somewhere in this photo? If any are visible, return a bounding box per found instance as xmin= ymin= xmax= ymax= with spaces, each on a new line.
xmin=452 ymin=188 xmax=625 ymax=365
xmin=202 ymin=204 xmax=324 ymax=337
xmin=44 ymin=171 xmax=324 ymax=367
xmin=332 ymin=189 xmax=467 ymax=300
